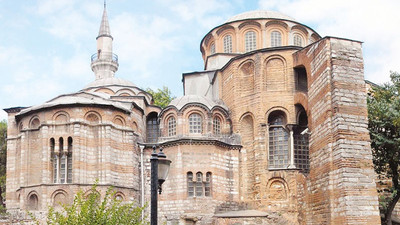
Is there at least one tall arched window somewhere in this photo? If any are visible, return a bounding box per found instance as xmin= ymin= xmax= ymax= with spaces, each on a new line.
xmin=223 ymin=35 xmax=232 ymax=53
xmin=146 ymin=112 xmax=159 ymax=142
xmin=205 ymin=172 xmax=212 ymax=197
xmin=268 ymin=112 xmax=289 ymax=169
xmin=245 ymin=31 xmax=256 ymax=52
xmin=213 ymin=117 xmax=221 ymax=135
xmin=168 ymin=117 xmax=176 ymax=137
xmin=293 ymin=34 xmax=303 ymax=47
xmin=195 ymin=172 xmax=203 ymax=196
xmin=271 ymin=31 xmax=282 ymax=47
xmin=294 ymin=107 xmax=309 ymax=171
xmin=52 ymin=137 xmax=73 ymax=184
xmin=210 ymin=43 xmax=216 ymax=54
xmin=187 ymin=172 xmax=194 ymax=197
xmin=189 ymin=113 xmax=202 ymax=134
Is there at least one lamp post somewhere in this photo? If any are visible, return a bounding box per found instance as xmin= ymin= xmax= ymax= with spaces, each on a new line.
xmin=150 ymin=145 xmax=171 ymax=225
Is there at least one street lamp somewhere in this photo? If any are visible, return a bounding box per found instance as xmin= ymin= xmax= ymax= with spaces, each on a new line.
xmin=151 ymin=145 xmax=171 ymax=225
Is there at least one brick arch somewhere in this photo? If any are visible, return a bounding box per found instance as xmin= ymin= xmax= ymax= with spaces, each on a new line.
xmin=266 ymin=25 xmax=288 ymax=46
xmin=240 ymin=27 xmax=262 ymax=52
xmin=51 ymin=189 xmax=70 ymax=208
xmin=183 ymin=107 xmax=208 ymax=135
xmin=85 ymin=111 xmax=102 ymax=124
xmin=238 ymin=21 xmax=261 ymax=30
xmin=116 ymin=88 xmax=136 ymax=96
xmin=216 ymin=25 xmax=235 ymax=35
xmin=53 ymin=111 xmax=70 ymax=124
xmin=239 ymin=60 xmax=255 ymax=96
xmin=266 ymin=177 xmax=289 ymax=201
xmin=26 ymin=191 xmax=39 ymax=211
xmin=113 ymin=115 xmax=126 ymax=126
xmin=29 ymin=116 xmax=40 ymax=129
xmin=94 ymin=87 xmax=115 ymax=95
xmin=264 ymin=55 xmax=287 ymax=91
xmin=163 ymin=112 xmax=178 ymax=137
xmin=294 ymin=92 xmax=308 ymax=112
xmin=265 ymin=106 xmax=290 ymax=124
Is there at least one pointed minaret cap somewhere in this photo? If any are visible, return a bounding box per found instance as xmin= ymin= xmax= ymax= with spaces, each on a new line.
xmin=97 ymin=1 xmax=112 ymax=40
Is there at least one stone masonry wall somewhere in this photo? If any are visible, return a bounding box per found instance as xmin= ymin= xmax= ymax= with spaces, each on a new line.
xmin=293 ymin=37 xmax=380 ymax=224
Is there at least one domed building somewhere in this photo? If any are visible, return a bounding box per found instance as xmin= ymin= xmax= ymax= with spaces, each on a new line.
xmin=4 ymin=7 xmax=380 ymax=225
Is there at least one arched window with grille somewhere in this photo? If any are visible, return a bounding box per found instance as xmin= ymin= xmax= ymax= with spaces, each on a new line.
xmin=189 ymin=113 xmax=202 ymax=134
xmin=195 ymin=172 xmax=203 ymax=196
xmin=167 ymin=117 xmax=176 ymax=136
xmin=271 ymin=31 xmax=282 ymax=47
xmin=52 ymin=137 xmax=73 ymax=184
xmin=294 ymin=106 xmax=310 ymax=171
xmin=210 ymin=43 xmax=216 ymax=54
xmin=187 ymin=172 xmax=194 ymax=197
xmin=223 ymin=35 xmax=232 ymax=53
xmin=293 ymin=34 xmax=303 ymax=47
xmin=245 ymin=31 xmax=256 ymax=52
xmin=146 ymin=112 xmax=159 ymax=142
xmin=268 ymin=112 xmax=289 ymax=169
xmin=213 ymin=117 xmax=221 ymax=135
xmin=205 ymin=172 xmax=212 ymax=197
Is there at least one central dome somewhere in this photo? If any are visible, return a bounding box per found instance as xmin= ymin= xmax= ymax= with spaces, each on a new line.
xmin=225 ymin=10 xmax=296 ymax=23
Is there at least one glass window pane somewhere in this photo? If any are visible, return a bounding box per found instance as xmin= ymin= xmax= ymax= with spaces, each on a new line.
xmin=245 ymin=31 xmax=256 ymax=52
xmin=271 ymin=31 xmax=282 ymax=47
xmin=223 ymin=35 xmax=232 ymax=53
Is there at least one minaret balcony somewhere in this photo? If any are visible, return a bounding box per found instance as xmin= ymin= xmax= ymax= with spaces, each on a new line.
xmin=91 ymin=52 xmax=118 ymax=63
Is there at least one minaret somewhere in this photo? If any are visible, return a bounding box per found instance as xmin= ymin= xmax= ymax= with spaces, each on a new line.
xmin=91 ymin=1 xmax=118 ymax=80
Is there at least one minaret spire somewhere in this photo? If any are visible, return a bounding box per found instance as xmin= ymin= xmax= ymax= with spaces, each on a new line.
xmin=91 ymin=2 xmax=118 ymax=80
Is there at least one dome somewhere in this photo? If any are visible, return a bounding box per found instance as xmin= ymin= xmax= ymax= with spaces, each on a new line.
xmin=83 ymin=77 xmax=136 ymax=90
xmin=225 ymin=10 xmax=296 ymax=23
xmin=168 ymin=95 xmax=228 ymax=111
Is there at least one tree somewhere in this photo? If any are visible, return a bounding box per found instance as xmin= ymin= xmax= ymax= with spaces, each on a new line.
xmin=0 ymin=120 xmax=6 ymax=212
xmin=368 ymin=72 xmax=400 ymax=225
xmin=146 ymin=86 xmax=175 ymax=108
xmin=45 ymin=183 xmax=148 ymax=225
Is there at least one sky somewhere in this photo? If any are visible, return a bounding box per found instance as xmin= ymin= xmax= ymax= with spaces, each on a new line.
xmin=1 ymin=0 xmax=399 ymax=121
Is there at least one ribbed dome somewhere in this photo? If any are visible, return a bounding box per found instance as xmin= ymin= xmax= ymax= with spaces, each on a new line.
xmin=226 ymin=10 xmax=296 ymax=23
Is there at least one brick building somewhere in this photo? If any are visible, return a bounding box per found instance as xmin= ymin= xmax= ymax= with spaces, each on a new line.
xmin=4 ymin=7 xmax=381 ymax=225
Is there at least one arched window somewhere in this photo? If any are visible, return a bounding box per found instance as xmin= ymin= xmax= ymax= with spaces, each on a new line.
xmin=167 ymin=117 xmax=176 ymax=137
xmin=205 ymin=172 xmax=212 ymax=197
xmin=52 ymin=137 xmax=72 ymax=184
xmin=271 ymin=31 xmax=282 ymax=47
xmin=293 ymin=34 xmax=303 ymax=47
xmin=27 ymin=194 xmax=38 ymax=210
xmin=294 ymin=107 xmax=309 ymax=171
xmin=268 ymin=112 xmax=289 ymax=169
xmin=146 ymin=112 xmax=159 ymax=143
xmin=195 ymin=172 xmax=203 ymax=196
xmin=210 ymin=43 xmax=216 ymax=54
xmin=213 ymin=117 xmax=221 ymax=135
xmin=187 ymin=172 xmax=194 ymax=197
xmin=245 ymin=31 xmax=256 ymax=52
xmin=223 ymin=35 xmax=232 ymax=53
xmin=189 ymin=113 xmax=202 ymax=134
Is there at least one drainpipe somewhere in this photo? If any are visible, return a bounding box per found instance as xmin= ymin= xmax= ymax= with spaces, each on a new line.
xmin=139 ymin=144 xmax=145 ymax=220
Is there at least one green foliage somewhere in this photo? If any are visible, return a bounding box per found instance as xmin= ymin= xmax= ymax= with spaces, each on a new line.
xmin=368 ymin=71 xmax=400 ymax=224
xmin=46 ymin=184 xmax=148 ymax=225
xmin=146 ymin=86 xmax=175 ymax=108
xmin=0 ymin=120 xmax=6 ymax=208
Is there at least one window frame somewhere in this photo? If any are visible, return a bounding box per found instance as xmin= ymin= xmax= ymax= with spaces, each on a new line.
xmin=223 ymin=35 xmax=233 ymax=53
xmin=188 ymin=113 xmax=203 ymax=134
xmin=271 ymin=31 xmax=282 ymax=47
xmin=268 ymin=113 xmax=289 ymax=169
xmin=167 ymin=116 xmax=176 ymax=137
xmin=244 ymin=30 xmax=257 ymax=52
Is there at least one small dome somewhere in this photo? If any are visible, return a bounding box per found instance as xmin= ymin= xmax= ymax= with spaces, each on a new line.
xmin=83 ymin=77 xmax=136 ymax=90
xmin=226 ymin=10 xmax=296 ymax=23
xmin=169 ymin=95 xmax=228 ymax=111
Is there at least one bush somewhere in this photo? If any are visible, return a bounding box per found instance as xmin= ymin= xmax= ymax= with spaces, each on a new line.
xmin=46 ymin=184 xmax=148 ymax=225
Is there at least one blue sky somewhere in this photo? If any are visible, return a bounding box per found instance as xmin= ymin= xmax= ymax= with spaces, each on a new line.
xmin=1 ymin=0 xmax=399 ymax=121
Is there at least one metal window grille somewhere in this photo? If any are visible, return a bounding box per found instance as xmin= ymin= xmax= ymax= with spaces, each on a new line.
xmin=168 ymin=117 xmax=176 ymax=136
xmin=147 ymin=117 xmax=159 ymax=142
xmin=205 ymin=172 xmax=212 ymax=197
xmin=187 ymin=172 xmax=194 ymax=197
xmin=293 ymin=34 xmax=302 ymax=47
xmin=210 ymin=43 xmax=216 ymax=54
xmin=271 ymin=31 xmax=282 ymax=47
xmin=213 ymin=117 xmax=221 ymax=135
xmin=195 ymin=172 xmax=203 ymax=196
xmin=245 ymin=31 xmax=256 ymax=52
xmin=223 ymin=35 xmax=232 ymax=53
xmin=189 ymin=113 xmax=202 ymax=134
xmin=294 ymin=133 xmax=309 ymax=171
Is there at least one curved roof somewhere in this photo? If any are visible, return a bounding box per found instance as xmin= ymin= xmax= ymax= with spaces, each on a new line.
xmin=226 ymin=10 xmax=296 ymax=23
xmin=168 ymin=95 xmax=228 ymax=111
xmin=83 ymin=77 xmax=136 ymax=90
